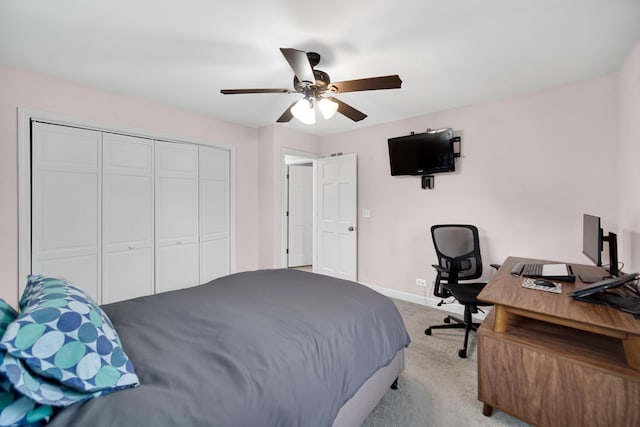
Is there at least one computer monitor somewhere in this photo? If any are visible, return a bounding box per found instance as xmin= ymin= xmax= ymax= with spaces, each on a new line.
xmin=582 ymin=214 xmax=619 ymax=277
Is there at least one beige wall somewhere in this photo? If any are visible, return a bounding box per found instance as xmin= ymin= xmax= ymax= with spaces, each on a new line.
xmin=0 ymin=65 xmax=260 ymax=306
xmin=618 ymin=41 xmax=640 ymax=272
xmin=320 ymin=74 xmax=620 ymax=296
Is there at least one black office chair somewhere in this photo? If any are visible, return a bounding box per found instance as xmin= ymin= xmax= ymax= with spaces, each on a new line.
xmin=424 ymin=224 xmax=494 ymax=358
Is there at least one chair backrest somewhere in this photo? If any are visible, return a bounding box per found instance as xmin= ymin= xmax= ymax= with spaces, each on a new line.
xmin=431 ymin=224 xmax=483 ymax=282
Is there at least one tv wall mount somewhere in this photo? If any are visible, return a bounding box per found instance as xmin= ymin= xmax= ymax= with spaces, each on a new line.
xmin=420 ymin=130 xmax=461 ymax=190
xmin=422 ymin=175 xmax=435 ymax=189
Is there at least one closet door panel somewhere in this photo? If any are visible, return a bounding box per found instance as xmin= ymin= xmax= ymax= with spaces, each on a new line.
xmin=105 ymin=174 xmax=153 ymax=244
xmin=156 ymin=142 xmax=199 ymax=293
xmin=103 ymin=249 xmax=154 ymax=303
xmin=199 ymin=147 xmax=230 ymax=283
xmin=37 ymin=256 xmax=98 ymax=299
xmin=37 ymin=172 xmax=99 ymax=252
xmin=200 ymin=239 xmax=229 ymax=284
xmin=200 ymin=180 xmax=228 ymax=235
xmin=156 ymin=244 xmax=199 ymax=291
xmin=156 ymin=178 xmax=198 ymax=240
xmin=102 ymin=134 xmax=154 ymax=304
xmin=32 ymin=123 xmax=101 ymax=301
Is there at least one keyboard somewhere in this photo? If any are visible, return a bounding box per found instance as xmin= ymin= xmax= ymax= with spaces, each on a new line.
xmin=511 ymin=262 xmax=575 ymax=281
xmin=521 ymin=263 xmax=543 ymax=276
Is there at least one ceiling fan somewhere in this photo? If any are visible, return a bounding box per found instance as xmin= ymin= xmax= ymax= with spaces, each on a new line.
xmin=220 ymin=48 xmax=402 ymax=124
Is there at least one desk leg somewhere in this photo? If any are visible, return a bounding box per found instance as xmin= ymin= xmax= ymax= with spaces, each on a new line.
xmin=493 ymin=305 xmax=508 ymax=333
xmin=482 ymin=403 xmax=493 ymax=417
xmin=623 ymin=335 xmax=640 ymax=371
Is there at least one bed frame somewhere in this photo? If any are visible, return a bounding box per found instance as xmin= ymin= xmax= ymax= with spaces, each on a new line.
xmin=331 ymin=348 xmax=405 ymax=427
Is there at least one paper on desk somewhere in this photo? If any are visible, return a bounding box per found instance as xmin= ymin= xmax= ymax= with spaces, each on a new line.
xmin=542 ymin=264 xmax=569 ymax=275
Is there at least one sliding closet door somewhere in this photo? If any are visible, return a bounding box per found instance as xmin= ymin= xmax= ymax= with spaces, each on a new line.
xmin=199 ymin=146 xmax=230 ymax=283
xmin=31 ymin=123 xmax=101 ymax=300
xmin=155 ymin=141 xmax=199 ymax=293
xmin=102 ymin=134 xmax=154 ymax=303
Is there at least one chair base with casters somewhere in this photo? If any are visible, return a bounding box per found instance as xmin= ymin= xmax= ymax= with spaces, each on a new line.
xmin=424 ymin=282 xmax=491 ymax=358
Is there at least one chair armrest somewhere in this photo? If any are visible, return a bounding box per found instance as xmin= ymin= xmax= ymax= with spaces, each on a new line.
xmin=432 ymin=264 xmax=449 ymax=274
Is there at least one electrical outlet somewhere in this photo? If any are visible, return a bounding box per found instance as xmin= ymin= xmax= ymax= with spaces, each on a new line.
xmin=416 ymin=278 xmax=427 ymax=287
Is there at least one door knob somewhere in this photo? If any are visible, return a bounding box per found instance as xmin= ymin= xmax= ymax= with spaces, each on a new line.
xmin=348 ymin=226 xmax=355 ymax=231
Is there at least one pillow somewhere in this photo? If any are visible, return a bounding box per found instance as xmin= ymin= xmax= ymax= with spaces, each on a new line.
xmin=0 ymin=299 xmax=53 ymax=426
xmin=0 ymin=301 xmax=17 ymax=334
xmin=0 ymin=352 xmax=94 ymax=407
xmin=0 ymin=276 xmax=139 ymax=405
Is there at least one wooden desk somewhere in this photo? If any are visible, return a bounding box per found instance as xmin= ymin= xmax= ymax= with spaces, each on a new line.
xmin=477 ymin=256 xmax=640 ymax=427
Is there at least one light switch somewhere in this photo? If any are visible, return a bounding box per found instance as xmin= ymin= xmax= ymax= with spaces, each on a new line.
xmin=362 ymin=208 xmax=371 ymax=218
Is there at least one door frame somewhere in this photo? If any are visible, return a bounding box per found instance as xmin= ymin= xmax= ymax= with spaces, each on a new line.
xmin=280 ymin=149 xmax=319 ymax=268
xmin=17 ymin=107 xmax=237 ymax=294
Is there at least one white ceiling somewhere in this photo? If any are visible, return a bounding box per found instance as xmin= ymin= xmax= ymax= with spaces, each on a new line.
xmin=1 ymin=0 xmax=639 ymax=136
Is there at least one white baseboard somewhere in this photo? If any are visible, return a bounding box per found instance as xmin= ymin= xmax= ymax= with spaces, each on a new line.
xmin=360 ymin=281 xmax=488 ymax=321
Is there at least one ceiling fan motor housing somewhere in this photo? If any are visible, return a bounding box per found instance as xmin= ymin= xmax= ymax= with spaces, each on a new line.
xmin=306 ymin=51 xmax=321 ymax=67
xmin=293 ymin=69 xmax=331 ymax=93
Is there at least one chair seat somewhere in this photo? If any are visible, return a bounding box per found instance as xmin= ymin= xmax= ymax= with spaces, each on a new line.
xmin=444 ymin=282 xmax=493 ymax=306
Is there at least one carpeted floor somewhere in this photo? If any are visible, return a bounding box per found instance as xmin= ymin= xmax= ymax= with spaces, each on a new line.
xmin=362 ymin=299 xmax=531 ymax=427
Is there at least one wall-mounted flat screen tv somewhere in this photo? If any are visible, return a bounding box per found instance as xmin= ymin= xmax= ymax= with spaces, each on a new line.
xmin=387 ymin=128 xmax=455 ymax=176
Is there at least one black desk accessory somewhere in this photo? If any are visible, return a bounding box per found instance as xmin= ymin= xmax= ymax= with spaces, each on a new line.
xmin=570 ymin=273 xmax=640 ymax=318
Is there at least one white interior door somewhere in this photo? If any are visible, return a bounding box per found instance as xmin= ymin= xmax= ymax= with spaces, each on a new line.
xmin=199 ymin=146 xmax=230 ymax=283
xmin=155 ymin=141 xmax=199 ymax=293
xmin=288 ymin=164 xmax=313 ymax=267
xmin=102 ymin=133 xmax=154 ymax=303
xmin=315 ymin=154 xmax=357 ymax=280
xmin=31 ymin=123 xmax=102 ymax=301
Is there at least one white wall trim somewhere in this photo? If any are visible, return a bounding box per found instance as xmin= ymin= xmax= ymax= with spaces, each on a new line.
xmin=17 ymin=109 xmax=32 ymax=292
xmin=17 ymin=107 xmax=238 ymax=288
xmin=359 ymin=281 xmax=489 ymax=321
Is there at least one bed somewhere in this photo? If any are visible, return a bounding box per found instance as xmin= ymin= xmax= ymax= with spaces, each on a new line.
xmin=41 ymin=269 xmax=411 ymax=427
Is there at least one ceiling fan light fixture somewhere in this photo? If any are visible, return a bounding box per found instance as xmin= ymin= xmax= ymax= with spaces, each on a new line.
xmin=318 ymin=98 xmax=339 ymax=120
xmin=291 ymin=97 xmax=316 ymax=124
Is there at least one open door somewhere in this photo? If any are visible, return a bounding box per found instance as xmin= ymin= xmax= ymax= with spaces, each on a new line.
xmin=314 ymin=153 xmax=357 ymax=281
xmin=287 ymin=164 xmax=313 ymax=267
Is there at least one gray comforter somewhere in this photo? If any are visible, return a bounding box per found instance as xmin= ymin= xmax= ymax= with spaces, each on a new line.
xmin=48 ymin=269 xmax=410 ymax=427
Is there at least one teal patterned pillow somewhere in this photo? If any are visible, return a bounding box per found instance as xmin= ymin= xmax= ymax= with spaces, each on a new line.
xmin=0 ymin=301 xmax=17 ymax=334
xmin=0 ymin=276 xmax=139 ymax=405
xmin=0 ymin=353 xmax=94 ymax=407
xmin=0 ymin=299 xmax=53 ymax=426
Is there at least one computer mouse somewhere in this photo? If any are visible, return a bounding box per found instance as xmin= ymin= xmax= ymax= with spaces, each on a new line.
xmin=534 ymin=279 xmax=556 ymax=288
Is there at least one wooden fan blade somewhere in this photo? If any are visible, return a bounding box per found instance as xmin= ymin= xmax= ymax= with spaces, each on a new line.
xmin=276 ymin=102 xmax=297 ymax=123
xmin=330 ymin=75 xmax=402 ymax=93
xmin=280 ymin=48 xmax=315 ymax=85
xmin=220 ymin=88 xmax=293 ymax=95
xmin=326 ymin=97 xmax=367 ymax=122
